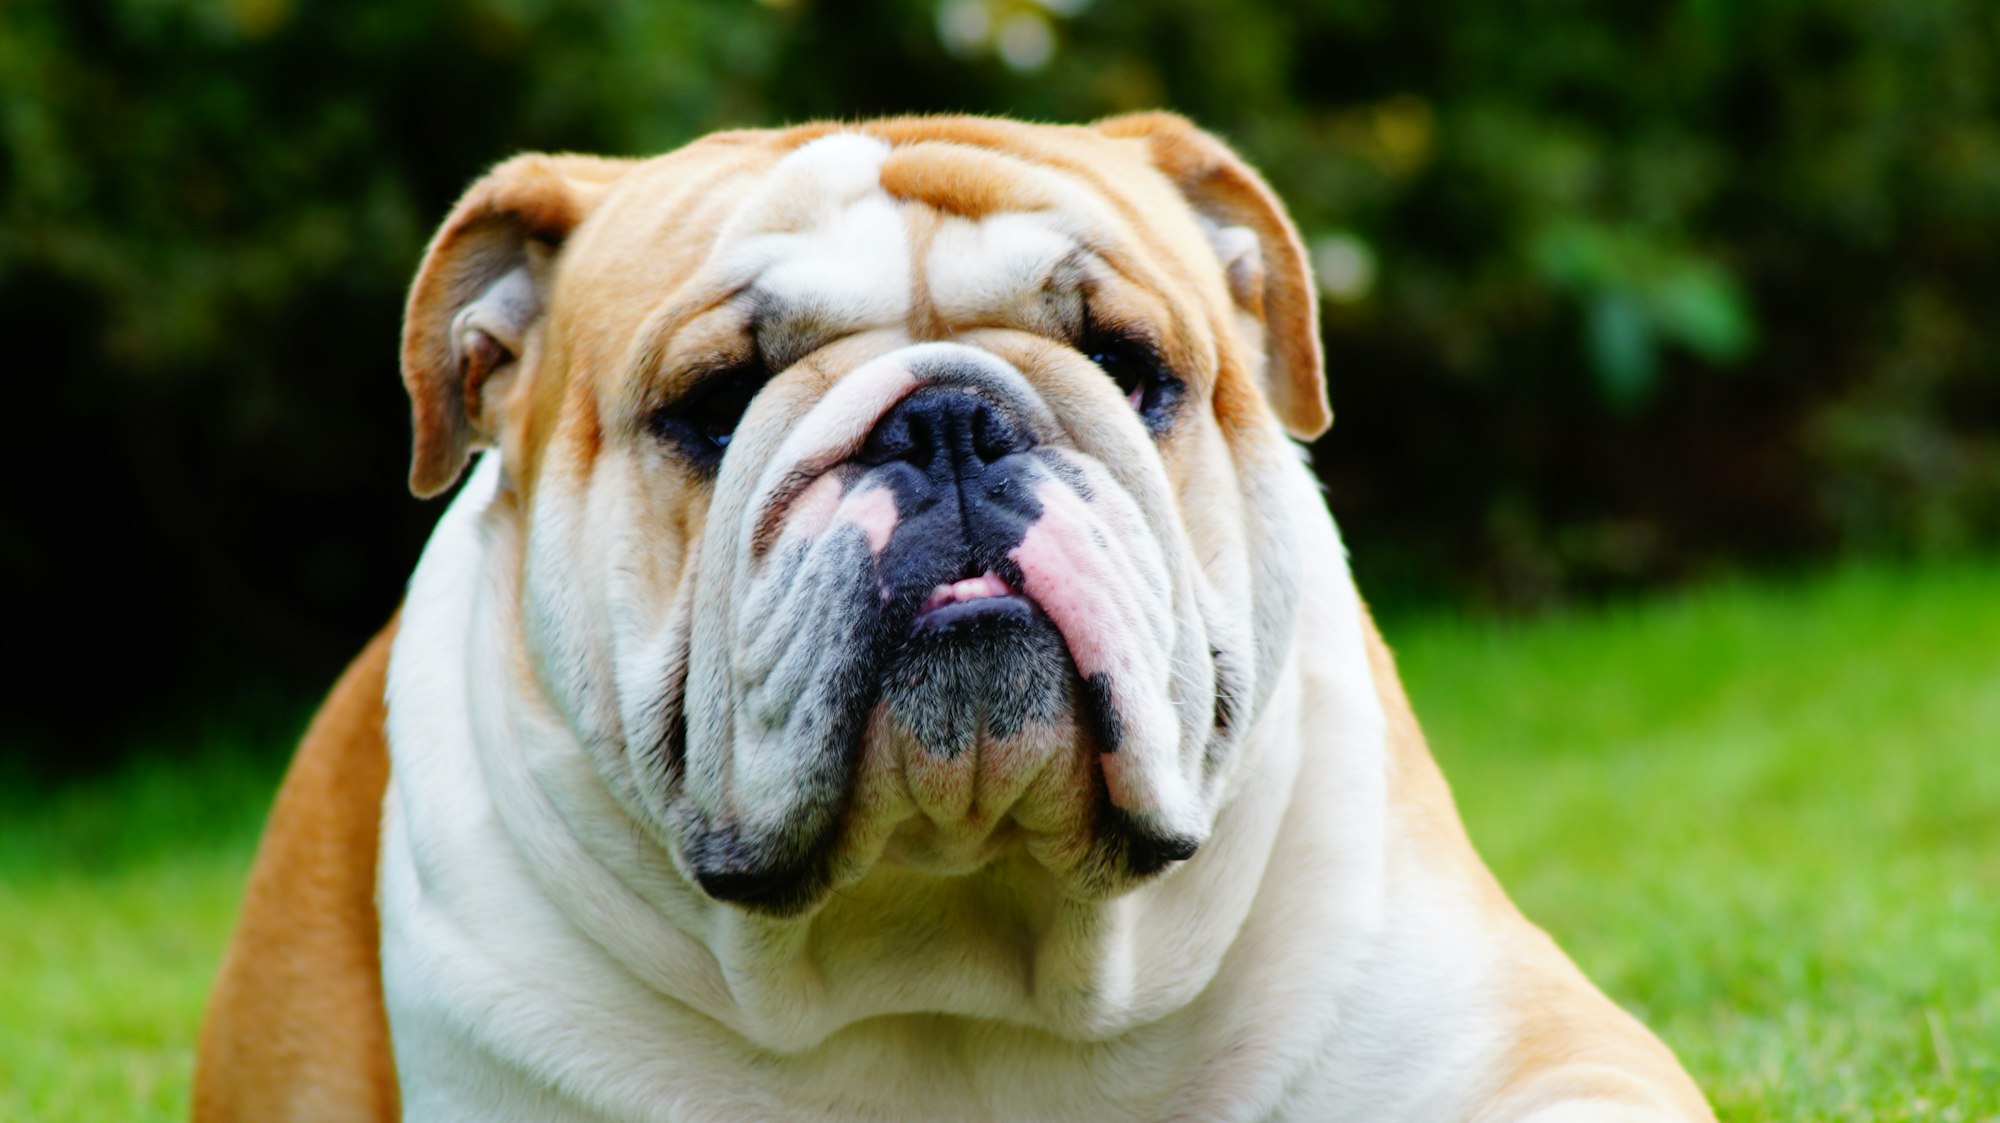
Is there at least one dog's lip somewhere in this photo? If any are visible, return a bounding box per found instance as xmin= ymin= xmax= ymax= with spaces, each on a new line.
xmin=919 ymin=571 xmax=1016 ymax=614
xmin=911 ymin=572 xmax=1038 ymax=633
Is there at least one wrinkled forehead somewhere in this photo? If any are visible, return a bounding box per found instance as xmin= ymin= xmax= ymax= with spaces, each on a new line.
xmin=714 ymin=133 xmax=1116 ymax=336
xmin=558 ymin=123 xmax=1219 ymax=368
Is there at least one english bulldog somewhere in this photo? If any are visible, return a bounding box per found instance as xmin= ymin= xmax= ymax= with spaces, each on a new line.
xmin=194 ymin=114 xmax=1713 ymax=1122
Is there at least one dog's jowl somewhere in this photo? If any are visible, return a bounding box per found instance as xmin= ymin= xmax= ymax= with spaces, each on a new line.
xmin=194 ymin=115 xmax=1715 ymax=1123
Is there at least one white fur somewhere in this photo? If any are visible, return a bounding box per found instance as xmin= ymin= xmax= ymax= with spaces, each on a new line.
xmin=925 ymin=211 xmax=1082 ymax=324
xmin=714 ymin=133 xmax=911 ymax=330
xmin=380 ymin=451 xmax=1529 ymax=1121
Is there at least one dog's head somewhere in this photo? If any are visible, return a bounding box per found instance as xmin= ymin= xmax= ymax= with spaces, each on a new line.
xmin=400 ymin=115 xmax=1328 ymax=917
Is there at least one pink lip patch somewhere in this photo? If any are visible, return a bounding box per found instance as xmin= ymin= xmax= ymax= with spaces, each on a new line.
xmin=918 ymin=572 xmax=1016 ymax=615
xmin=843 ymin=486 xmax=901 ymax=557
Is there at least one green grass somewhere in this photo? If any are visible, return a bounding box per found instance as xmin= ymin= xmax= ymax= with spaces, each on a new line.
xmin=0 ymin=732 xmax=289 ymax=1122
xmin=1394 ymin=560 xmax=2000 ymax=1121
xmin=4 ymin=560 xmax=1996 ymax=1120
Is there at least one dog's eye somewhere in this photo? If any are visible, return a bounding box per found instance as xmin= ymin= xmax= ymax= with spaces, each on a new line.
xmin=1085 ymin=336 xmax=1181 ymax=435
xmin=651 ymin=360 xmax=770 ymax=467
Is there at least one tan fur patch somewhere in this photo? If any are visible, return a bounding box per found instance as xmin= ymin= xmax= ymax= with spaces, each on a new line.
xmin=193 ymin=623 xmax=400 ymax=1122
xmin=879 ymin=143 xmax=1055 ymax=219
xmin=1361 ymin=611 xmax=1715 ymax=1122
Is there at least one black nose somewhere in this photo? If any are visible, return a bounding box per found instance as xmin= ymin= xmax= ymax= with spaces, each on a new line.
xmin=862 ymin=388 xmax=1030 ymax=472
xmin=860 ymin=386 xmax=1043 ymax=609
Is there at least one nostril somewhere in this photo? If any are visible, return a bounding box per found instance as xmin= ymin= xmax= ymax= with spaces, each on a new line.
xmin=864 ymin=387 xmax=1030 ymax=470
xmin=861 ymin=405 xmax=920 ymax=464
xmin=970 ymin=403 xmax=1021 ymax=463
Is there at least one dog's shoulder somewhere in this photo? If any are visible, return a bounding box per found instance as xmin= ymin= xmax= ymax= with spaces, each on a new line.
xmin=193 ymin=621 xmax=401 ymax=1122
xmin=1357 ymin=610 xmax=1714 ymax=1123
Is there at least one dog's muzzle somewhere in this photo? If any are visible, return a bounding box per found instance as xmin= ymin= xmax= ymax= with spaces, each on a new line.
xmin=664 ymin=344 xmax=1212 ymax=916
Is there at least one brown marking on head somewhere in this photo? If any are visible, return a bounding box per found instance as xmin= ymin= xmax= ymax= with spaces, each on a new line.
xmin=1094 ymin=112 xmax=1332 ymax=440
xmin=400 ymin=153 xmax=635 ymax=497
xmin=879 ymin=142 xmax=1056 ymax=220
xmin=900 ymin=203 xmax=948 ymax=342
xmin=500 ymin=136 xmax=784 ymax=506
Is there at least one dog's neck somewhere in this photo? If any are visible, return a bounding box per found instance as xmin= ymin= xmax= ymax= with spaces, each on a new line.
xmin=382 ymin=455 xmax=1388 ymax=1063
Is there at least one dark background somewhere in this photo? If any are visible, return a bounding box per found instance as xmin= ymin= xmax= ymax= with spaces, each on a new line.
xmin=5 ymin=0 xmax=1996 ymax=773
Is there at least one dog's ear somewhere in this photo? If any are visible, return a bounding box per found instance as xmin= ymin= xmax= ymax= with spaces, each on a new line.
xmin=401 ymin=153 xmax=632 ymax=497
xmin=1094 ymin=112 xmax=1330 ymax=440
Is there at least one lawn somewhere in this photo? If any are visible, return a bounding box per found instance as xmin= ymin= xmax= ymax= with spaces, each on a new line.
xmin=1399 ymin=560 xmax=2000 ymax=1121
xmin=4 ymin=560 xmax=1996 ymax=1120
xmin=0 ymin=726 xmax=286 ymax=1121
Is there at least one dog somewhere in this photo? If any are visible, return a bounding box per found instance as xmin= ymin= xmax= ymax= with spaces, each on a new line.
xmin=194 ymin=113 xmax=1714 ymax=1122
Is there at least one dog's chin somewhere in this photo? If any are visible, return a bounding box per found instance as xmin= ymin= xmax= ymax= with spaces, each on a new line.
xmin=682 ymin=558 xmax=1201 ymax=918
xmin=687 ymin=597 xmax=1097 ymax=915
xmin=884 ymin=596 xmax=1075 ymax=759
xmin=867 ymin=600 xmax=1084 ymax=874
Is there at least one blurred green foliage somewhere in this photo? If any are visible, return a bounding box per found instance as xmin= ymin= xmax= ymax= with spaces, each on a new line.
xmin=4 ymin=0 xmax=1998 ymax=756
